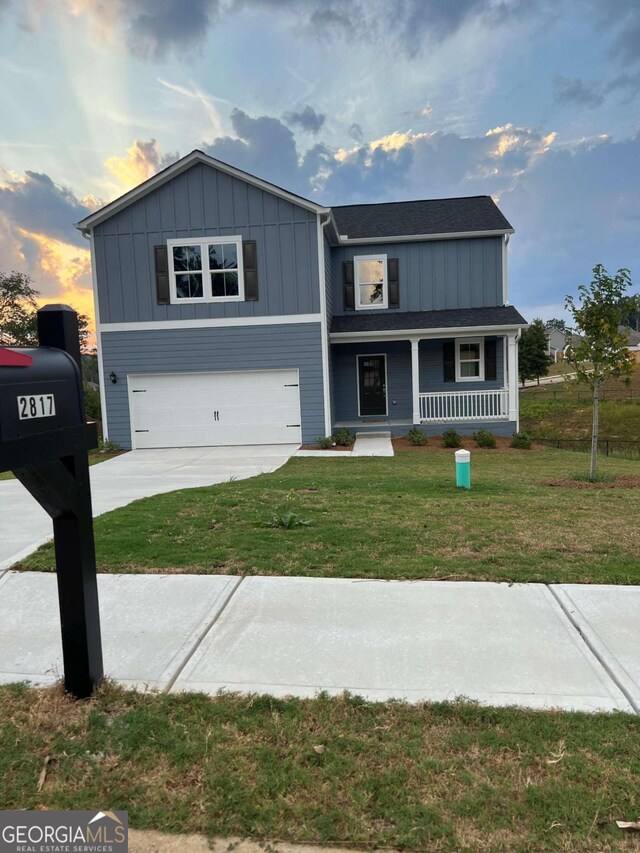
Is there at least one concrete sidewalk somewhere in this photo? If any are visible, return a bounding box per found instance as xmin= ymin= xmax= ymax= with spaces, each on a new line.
xmin=0 ymin=445 xmax=297 ymax=571
xmin=0 ymin=572 xmax=638 ymax=714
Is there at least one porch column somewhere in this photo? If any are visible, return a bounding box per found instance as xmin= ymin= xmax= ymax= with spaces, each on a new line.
xmin=507 ymin=332 xmax=519 ymax=427
xmin=411 ymin=338 xmax=421 ymax=424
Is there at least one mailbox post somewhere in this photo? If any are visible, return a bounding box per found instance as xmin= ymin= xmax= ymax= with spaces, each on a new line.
xmin=0 ymin=305 xmax=103 ymax=698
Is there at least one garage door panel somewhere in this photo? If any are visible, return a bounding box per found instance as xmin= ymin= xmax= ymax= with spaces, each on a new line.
xmin=129 ymin=370 xmax=302 ymax=448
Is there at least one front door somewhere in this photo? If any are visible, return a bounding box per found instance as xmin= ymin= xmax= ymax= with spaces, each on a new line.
xmin=358 ymin=355 xmax=387 ymax=416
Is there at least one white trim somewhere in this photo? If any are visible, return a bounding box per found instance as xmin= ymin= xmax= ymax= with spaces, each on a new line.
xmin=101 ymin=313 xmax=322 ymax=333
xmin=330 ymin=323 xmax=527 ymax=344
xmin=356 ymin=353 xmax=388 ymax=417
xmin=76 ymin=150 xmax=331 ymax=232
xmin=354 ymin=253 xmax=388 ymax=310
xmin=86 ymin=231 xmax=109 ymax=440
xmin=410 ymin=339 xmax=420 ymax=424
xmin=507 ymin=332 xmax=519 ymax=426
xmin=167 ymin=236 xmax=244 ymax=304
xmin=338 ymin=228 xmax=514 ymax=245
xmin=455 ymin=337 xmax=484 ymax=382
xmin=502 ymin=234 xmax=509 ymax=305
xmin=317 ymin=213 xmax=332 ymax=437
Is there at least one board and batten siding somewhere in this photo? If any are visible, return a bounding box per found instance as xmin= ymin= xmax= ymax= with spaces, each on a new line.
xmin=331 ymin=237 xmax=503 ymax=316
xmin=332 ymin=341 xmax=413 ymax=422
xmin=331 ymin=337 xmax=505 ymax=424
xmin=93 ymin=162 xmax=321 ymax=324
xmin=419 ymin=337 xmax=504 ymax=392
xmin=101 ymin=323 xmax=325 ymax=449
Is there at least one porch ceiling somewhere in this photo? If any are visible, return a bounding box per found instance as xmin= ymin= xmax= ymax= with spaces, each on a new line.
xmin=330 ymin=306 xmax=527 ymax=337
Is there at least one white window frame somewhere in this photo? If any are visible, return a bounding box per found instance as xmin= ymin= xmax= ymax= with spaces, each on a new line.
xmin=167 ymin=236 xmax=245 ymax=305
xmin=455 ymin=337 xmax=485 ymax=382
xmin=354 ymin=253 xmax=388 ymax=311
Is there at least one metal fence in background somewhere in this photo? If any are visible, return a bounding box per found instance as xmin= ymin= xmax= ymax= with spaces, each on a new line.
xmin=533 ymin=437 xmax=640 ymax=459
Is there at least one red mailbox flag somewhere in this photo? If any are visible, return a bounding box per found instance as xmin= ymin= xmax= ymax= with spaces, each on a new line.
xmin=0 ymin=347 xmax=33 ymax=367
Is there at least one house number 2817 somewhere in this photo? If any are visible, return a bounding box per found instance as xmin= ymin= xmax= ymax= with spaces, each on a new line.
xmin=17 ymin=394 xmax=56 ymax=420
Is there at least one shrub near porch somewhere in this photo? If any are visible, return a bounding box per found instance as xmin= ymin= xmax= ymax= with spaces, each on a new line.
xmin=18 ymin=449 xmax=640 ymax=585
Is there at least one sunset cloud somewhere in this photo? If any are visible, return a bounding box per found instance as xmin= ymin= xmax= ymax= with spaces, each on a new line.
xmin=104 ymin=139 xmax=176 ymax=193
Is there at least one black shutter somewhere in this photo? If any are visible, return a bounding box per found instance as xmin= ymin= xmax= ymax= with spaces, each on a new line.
xmin=154 ymin=245 xmax=170 ymax=304
xmin=484 ymin=338 xmax=497 ymax=381
xmin=387 ymin=258 xmax=399 ymax=308
xmin=443 ymin=341 xmax=456 ymax=383
xmin=243 ymin=240 xmax=258 ymax=301
xmin=343 ymin=260 xmax=355 ymax=310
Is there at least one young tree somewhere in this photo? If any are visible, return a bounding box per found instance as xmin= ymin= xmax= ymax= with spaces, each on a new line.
xmin=518 ymin=318 xmax=551 ymax=385
xmin=0 ymin=270 xmax=39 ymax=345
xmin=565 ymin=264 xmax=635 ymax=480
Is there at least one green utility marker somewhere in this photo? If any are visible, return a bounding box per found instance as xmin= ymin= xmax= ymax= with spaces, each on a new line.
xmin=455 ymin=448 xmax=471 ymax=488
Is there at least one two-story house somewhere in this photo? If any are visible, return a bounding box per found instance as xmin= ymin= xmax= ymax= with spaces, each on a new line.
xmin=75 ymin=150 xmax=527 ymax=450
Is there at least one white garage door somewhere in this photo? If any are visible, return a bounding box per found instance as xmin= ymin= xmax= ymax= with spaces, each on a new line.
xmin=128 ymin=369 xmax=301 ymax=448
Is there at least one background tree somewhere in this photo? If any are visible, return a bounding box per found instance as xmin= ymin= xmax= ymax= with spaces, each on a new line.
xmin=518 ymin=318 xmax=551 ymax=385
xmin=545 ymin=317 xmax=567 ymax=331
xmin=565 ymin=264 xmax=635 ymax=480
xmin=0 ymin=269 xmax=99 ymax=420
xmin=0 ymin=271 xmax=39 ymax=345
xmin=619 ymin=294 xmax=640 ymax=332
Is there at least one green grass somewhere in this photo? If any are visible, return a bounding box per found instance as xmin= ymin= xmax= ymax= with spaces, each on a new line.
xmin=0 ymin=450 xmax=123 ymax=481
xmin=16 ymin=448 xmax=640 ymax=585
xmin=1 ymin=683 xmax=639 ymax=852
xmin=521 ymin=367 xmax=640 ymax=442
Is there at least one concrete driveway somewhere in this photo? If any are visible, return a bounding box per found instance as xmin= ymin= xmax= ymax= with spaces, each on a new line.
xmin=0 ymin=445 xmax=298 ymax=572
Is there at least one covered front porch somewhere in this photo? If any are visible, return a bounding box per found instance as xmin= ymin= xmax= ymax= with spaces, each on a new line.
xmin=329 ymin=331 xmax=521 ymax=436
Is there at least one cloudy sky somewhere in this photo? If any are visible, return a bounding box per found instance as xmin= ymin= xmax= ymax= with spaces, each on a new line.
xmin=1 ymin=0 xmax=639 ymax=330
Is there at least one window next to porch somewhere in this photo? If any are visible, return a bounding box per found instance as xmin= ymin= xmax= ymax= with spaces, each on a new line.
xmin=455 ymin=338 xmax=484 ymax=382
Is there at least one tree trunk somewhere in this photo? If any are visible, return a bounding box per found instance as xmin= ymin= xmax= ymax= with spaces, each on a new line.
xmin=590 ymin=378 xmax=599 ymax=481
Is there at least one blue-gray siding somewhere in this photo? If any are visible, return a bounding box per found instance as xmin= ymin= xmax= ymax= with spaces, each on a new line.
xmin=101 ymin=323 xmax=325 ymax=448
xmin=94 ymin=162 xmax=320 ymax=324
xmin=331 ymin=237 xmax=503 ymax=316
xmin=331 ymin=337 xmax=504 ymax=423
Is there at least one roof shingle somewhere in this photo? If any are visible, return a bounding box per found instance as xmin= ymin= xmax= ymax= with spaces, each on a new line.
xmin=330 ymin=306 xmax=527 ymax=335
xmin=331 ymin=196 xmax=513 ymax=239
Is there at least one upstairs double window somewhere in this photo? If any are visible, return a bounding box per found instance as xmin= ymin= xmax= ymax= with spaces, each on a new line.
xmin=167 ymin=237 xmax=244 ymax=303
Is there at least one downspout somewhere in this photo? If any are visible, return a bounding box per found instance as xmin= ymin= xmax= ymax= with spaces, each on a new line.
xmin=81 ymin=228 xmax=109 ymax=442
xmin=317 ymin=212 xmax=333 ymax=437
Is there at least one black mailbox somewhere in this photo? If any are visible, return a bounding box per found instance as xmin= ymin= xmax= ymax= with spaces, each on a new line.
xmin=0 ymin=305 xmax=103 ymax=699
xmin=0 ymin=346 xmax=97 ymax=472
xmin=0 ymin=347 xmax=84 ymax=442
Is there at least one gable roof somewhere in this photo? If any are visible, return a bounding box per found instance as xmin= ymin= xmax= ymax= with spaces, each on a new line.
xmin=75 ymin=149 xmax=331 ymax=233
xmin=75 ymin=150 xmax=514 ymax=242
xmin=620 ymin=325 xmax=640 ymax=346
xmin=331 ymin=196 xmax=513 ymax=241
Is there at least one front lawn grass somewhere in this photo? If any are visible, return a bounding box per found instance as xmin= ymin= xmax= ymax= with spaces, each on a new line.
xmin=2 ymin=682 xmax=639 ymax=852
xmin=17 ymin=448 xmax=640 ymax=584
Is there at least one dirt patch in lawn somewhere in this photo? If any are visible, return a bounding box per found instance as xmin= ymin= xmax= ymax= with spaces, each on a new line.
xmin=545 ymin=476 xmax=640 ymax=489
xmin=392 ymin=436 xmax=545 ymax=452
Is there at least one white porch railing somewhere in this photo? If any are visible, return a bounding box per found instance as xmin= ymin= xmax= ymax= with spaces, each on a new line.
xmin=419 ymin=389 xmax=509 ymax=422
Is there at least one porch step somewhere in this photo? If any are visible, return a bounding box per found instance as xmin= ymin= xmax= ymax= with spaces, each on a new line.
xmin=352 ymin=431 xmax=394 ymax=458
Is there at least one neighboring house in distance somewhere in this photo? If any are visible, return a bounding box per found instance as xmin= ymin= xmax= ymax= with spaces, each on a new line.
xmin=620 ymin=325 xmax=640 ymax=364
xmin=545 ymin=325 xmax=568 ymax=362
xmin=75 ymin=150 xmax=527 ymax=450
